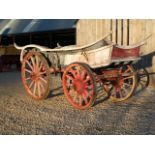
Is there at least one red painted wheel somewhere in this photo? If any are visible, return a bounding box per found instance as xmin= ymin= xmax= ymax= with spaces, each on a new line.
xmin=62 ymin=63 xmax=96 ymax=110
xmin=109 ymin=65 xmax=137 ymax=102
xmin=21 ymin=50 xmax=50 ymax=100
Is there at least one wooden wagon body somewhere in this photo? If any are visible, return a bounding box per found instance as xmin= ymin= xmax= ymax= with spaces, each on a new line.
xmin=14 ymin=32 xmax=148 ymax=110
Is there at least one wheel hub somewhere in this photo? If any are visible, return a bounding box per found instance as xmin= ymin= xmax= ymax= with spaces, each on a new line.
xmin=112 ymin=77 xmax=124 ymax=89
xmin=30 ymin=72 xmax=40 ymax=81
xmin=73 ymin=79 xmax=86 ymax=94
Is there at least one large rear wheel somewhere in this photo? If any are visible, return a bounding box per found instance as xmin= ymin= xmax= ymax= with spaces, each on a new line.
xmin=62 ymin=63 xmax=96 ymax=110
xmin=109 ymin=65 xmax=137 ymax=102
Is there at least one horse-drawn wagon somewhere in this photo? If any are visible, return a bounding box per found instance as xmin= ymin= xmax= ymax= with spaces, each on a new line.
xmin=15 ymin=32 xmax=148 ymax=109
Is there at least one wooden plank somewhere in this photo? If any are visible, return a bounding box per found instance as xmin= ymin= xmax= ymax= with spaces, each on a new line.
xmin=123 ymin=19 xmax=128 ymax=46
xmin=151 ymin=20 xmax=155 ymax=52
xmin=85 ymin=19 xmax=90 ymax=45
xmin=147 ymin=20 xmax=153 ymax=52
xmin=94 ymin=19 xmax=98 ymax=42
xmin=83 ymin=19 xmax=87 ymax=45
xmin=129 ymin=19 xmax=135 ymax=45
xmin=117 ymin=19 xmax=122 ymax=45
xmin=96 ymin=19 xmax=103 ymax=39
xmin=112 ymin=19 xmax=116 ymax=43
xmin=140 ymin=20 xmax=147 ymax=54
xmin=104 ymin=19 xmax=111 ymax=40
xmin=89 ymin=19 xmax=95 ymax=43
xmin=76 ymin=19 xmax=83 ymax=46
xmin=87 ymin=20 xmax=92 ymax=44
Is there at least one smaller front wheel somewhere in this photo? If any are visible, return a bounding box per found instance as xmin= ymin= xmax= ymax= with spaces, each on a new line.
xmin=21 ymin=50 xmax=51 ymax=100
xmin=62 ymin=63 xmax=96 ymax=110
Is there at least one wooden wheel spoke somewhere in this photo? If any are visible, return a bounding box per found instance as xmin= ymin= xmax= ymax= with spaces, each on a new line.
xmin=84 ymin=90 xmax=92 ymax=100
xmin=68 ymin=87 xmax=75 ymax=94
xmin=67 ymin=81 xmax=73 ymax=89
xmin=76 ymin=66 xmax=81 ymax=77
xmin=39 ymin=77 xmax=47 ymax=84
xmin=26 ymin=60 xmax=33 ymax=71
xmin=78 ymin=95 xmax=83 ymax=106
xmin=37 ymin=82 xmax=41 ymax=97
xmin=33 ymin=82 xmax=37 ymax=96
xmin=122 ymin=75 xmax=134 ymax=81
xmin=38 ymin=62 xmax=43 ymax=71
xmin=73 ymin=93 xmax=78 ymax=101
xmin=84 ymin=83 xmax=89 ymax=89
xmin=82 ymin=93 xmax=88 ymax=104
xmin=124 ymin=67 xmax=131 ymax=73
xmin=29 ymin=80 xmax=35 ymax=89
xmin=87 ymin=84 xmax=94 ymax=89
xmin=113 ymin=87 xmax=117 ymax=98
xmin=30 ymin=56 xmax=36 ymax=69
xmin=83 ymin=76 xmax=90 ymax=83
xmin=26 ymin=77 xmax=31 ymax=81
xmin=66 ymin=74 xmax=74 ymax=81
xmin=123 ymin=82 xmax=132 ymax=88
xmin=118 ymin=89 xmax=123 ymax=98
xmin=69 ymin=68 xmax=77 ymax=77
xmin=121 ymin=86 xmax=129 ymax=96
xmin=39 ymin=71 xmax=47 ymax=76
xmin=124 ymin=66 xmax=132 ymax=73
xmin=25 ymin=68 xmax=32 ymax=73
xmin=81 ymin=70 xmax=87 ymax=80
xmin=39 ymin=80 xmax=45 ymax=93
xmin=35 ymin=55 xmax=40 ymax=69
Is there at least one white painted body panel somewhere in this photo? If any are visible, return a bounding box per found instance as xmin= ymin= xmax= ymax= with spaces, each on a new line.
xmin=63 ymin=45 xmax=113 ymax=68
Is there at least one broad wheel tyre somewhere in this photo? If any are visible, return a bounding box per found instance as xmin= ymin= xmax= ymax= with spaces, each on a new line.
xmin=110 ymin=65 xmax=137 ymax=102
xmin=21 ymin=50 xmax=50 ymax=100
xmin=62 ymin=63 xmax=96 ymax=110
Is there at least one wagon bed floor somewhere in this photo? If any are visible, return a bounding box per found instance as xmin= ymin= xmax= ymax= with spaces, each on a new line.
xmin=0 ymin=71 xmax=155 ymax=135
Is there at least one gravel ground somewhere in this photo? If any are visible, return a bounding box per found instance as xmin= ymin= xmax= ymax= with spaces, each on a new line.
xmin=0 ymin=71 xmax=155 ymax=135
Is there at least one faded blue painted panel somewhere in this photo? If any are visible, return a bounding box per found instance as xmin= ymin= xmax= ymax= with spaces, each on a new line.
xmin=0 ymin=19 xmax=77 ymax=36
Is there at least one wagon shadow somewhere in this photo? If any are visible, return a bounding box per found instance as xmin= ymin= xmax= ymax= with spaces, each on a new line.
xmin=93 ymin=95 xmax=110 ymax=107
xmin=133 ymin=51 xmax=155 ymax=95
xmin=92 ymin=85 xmax=111 ymax=107
xmin=48 ymin=86 xmax=64 ymax=98
xmin=134 ymin=68 xmax=150 ymax=95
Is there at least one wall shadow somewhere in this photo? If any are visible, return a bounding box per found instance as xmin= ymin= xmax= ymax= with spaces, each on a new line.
xmin=133 ymin=50 xmax=155 ymax=70
xmin=133 ymin=50 xmax=155 ymax=95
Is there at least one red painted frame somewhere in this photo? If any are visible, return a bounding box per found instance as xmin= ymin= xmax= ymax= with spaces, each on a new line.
xmin=112 ymin=46 xmax=140 ymax=59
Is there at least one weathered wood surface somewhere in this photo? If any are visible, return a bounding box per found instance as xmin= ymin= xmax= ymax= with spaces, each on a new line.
xmin=76 ymin=19 xmax=154 ymax=53
xmin=76 ymin=19 xmax=155 ymax=86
